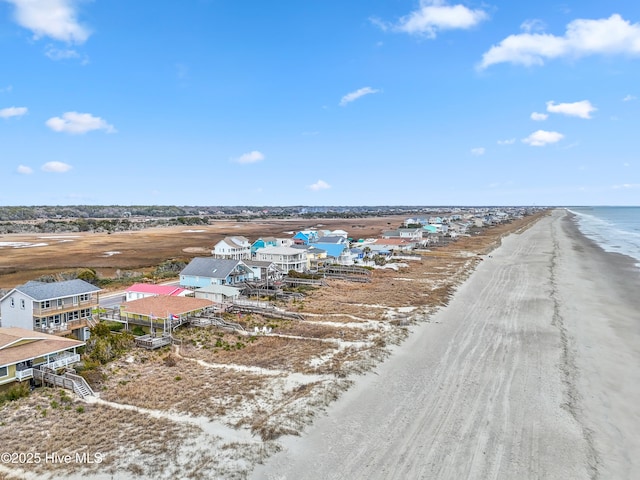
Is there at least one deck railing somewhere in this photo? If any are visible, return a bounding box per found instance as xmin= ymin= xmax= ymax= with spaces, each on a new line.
xmin=34 ymin=318 xmax=88 ymax=334
xmin=15 ymin=368 xmax=34 ymax=381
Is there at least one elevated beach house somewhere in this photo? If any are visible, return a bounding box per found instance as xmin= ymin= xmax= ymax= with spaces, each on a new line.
xmin=0 ymin=279 xmax=100 ymax=341
xmin=212 ymin=236 xmax=251 ymax=260
xmin=254 ymin=245 xmax=308 ymax=273
xmin=250 ymin=237 xmax=292 ymax=257
xmin=0 ymin=326 xmax=85 ymax=389
xmin=119 ymin=296 xmax=214 ymax=332
xmin=310 ymin=236 xmax=353 ymax=265
xmin=179 ymin=257 xmax=255 ymax=288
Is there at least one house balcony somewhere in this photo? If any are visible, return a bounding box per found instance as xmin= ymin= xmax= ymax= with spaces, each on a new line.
xmin=34 ymin=318 xmax=89 ymax=336
xmin=43 ymin=352 xmax=81 ymax=371
xmin=15 ymin=353 xmax=81 ymax=381
xmin=33 ymin=299 xmax=98 ymax=316
xmin=15 ymin=368 xmax=34 ymax=381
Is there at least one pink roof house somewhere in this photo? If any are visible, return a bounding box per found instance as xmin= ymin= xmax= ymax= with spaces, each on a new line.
xmin=125 ymin=283 xmax=193 ymax=302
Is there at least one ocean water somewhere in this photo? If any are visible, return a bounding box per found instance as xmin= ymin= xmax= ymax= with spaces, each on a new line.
xmin=568 ymin=206 xmax=640 ymax=265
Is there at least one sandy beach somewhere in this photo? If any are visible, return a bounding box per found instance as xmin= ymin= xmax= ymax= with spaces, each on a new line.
xmin=252 ymin=209 xmax=640 ymax=480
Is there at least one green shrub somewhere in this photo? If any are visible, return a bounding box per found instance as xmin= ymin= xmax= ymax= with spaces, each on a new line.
xmin=0 ymin=383 xmax=30 ymax=403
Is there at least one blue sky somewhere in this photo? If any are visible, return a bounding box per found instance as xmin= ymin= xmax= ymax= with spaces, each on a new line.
xmin=1 ymin=0 xmax=639 ymax=206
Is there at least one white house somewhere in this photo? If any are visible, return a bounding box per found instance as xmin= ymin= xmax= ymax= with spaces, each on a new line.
xmin=254 ymin=246 xmax=308 ymax=273
xmin=212 ymin=236 xmax=251 ymax=260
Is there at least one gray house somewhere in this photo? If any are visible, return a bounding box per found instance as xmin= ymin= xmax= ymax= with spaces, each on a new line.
xmin=179 ymin=257 xmax=255 ymax=289
xmin=0 ymin=279 xmax=101 ymax=340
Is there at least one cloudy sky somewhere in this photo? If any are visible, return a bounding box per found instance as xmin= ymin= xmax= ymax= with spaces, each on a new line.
xmin=1 ymin=0 xmax=638 ymax=206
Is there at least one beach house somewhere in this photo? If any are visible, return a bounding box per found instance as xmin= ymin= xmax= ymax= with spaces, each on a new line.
xmin=179 ymin=257 xmax=255 ymax=288
xmin=254 ymin=246 xmax=308 ymax=273
xmin=125 ymin=283 xmax=192 ymax=301
xmin=0 ymin=327 xmax=85 ymax=389
xmin=0 ymin=279 xmax=100 ymax=341
xmin=212 ymin=236 xmax=251 ymax=260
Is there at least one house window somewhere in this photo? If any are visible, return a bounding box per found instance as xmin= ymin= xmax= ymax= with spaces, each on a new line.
xmin=79 ymin=294 xmax=90 ymax=302
xmin=57 ymin=299 xmax=63 ymax=307
xmin=42 ymin=300 xmax=51 ymax=309
xmin=0 ymin=366 xmax=7 ymax=377
xmin=20 ymin=299 xmax=25 ymax=309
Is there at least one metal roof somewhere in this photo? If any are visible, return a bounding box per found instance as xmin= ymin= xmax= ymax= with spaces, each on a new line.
xmin=15 ymin=279 xmax=101 ymax=301
xmin=180 ymin=257 xmax=248 ymax=279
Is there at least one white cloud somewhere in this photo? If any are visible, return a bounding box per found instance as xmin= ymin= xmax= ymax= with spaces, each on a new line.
xmin=0 ymin=85 xmax=13 ymax=93
xmin=4 ymin=0 xmax=91 ymax=44
xmin=45 ymin=112 xmax=115 ymax=134
xmin=546 ymin=100 xmax=596 ymax=119
xmin=42 ymin=161 xmax=72 ymax=173
xmin=0 ymin=106 xmax=27 ymax=118
xmin=520 ymin=19 xmax=546 ymax=33
xmin=530 ymin=112 xmax=548 ymax=121
xmin=612 ymin=183 xmax=640 ymax=189
xmin=339 ymin=87 xmax=380 ymax=106
xmin=374 ymin=0 xmax=488 ymax=38
xmin=522 ymin=130 xmax=564 ymax=146
xmin=45 ymin=45 xmax=80 ymax=60
xmin=479 ymin=14 xmax=640 ymax=69
xmin=497 ymin=138 xmax=516 ymax=145
xmin=470 ymin=147 xmax=485 ymax=156
xmin=623 ymin=94 xmax=637 ymax=102
xmin=17 ymin=165 xmax=33 ymax=174
xmin=234 ymin=150 xmax=265 ymax=164
xmin=308 ymin=180 xmax=331 ymax=191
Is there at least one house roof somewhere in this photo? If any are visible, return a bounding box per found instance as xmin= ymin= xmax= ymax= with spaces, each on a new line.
xmin=0 ymin=327 xmax=85 ymax=367
xmin=121 ymin=296 xmax=213 ymax=317
xmin=256 ymin=246 xmax=306 ymax=256
xmin=125 ymin=284 xmax=191 ymax=296
xmin=194 ymin=284 xmax=242 ymax=296
xmin=244 ymin=260 xmax=274 ymax=268
xmin=217 ymin=236 xmax=250 ymax=248
xmin=180 ymin=257 xmax=247 ymax=279
xmin=313 ymin=236 xmax=345 ymax=244
xmin=13 ymin=279 xmax=101 ymax=301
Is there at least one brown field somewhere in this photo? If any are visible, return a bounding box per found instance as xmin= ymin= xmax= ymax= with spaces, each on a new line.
xmin=0 ymin=216 xmax=408 ymax=289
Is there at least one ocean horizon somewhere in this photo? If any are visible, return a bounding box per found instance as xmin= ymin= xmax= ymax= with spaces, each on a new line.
xmin=567 ymin=206 xmax=640 ymax=267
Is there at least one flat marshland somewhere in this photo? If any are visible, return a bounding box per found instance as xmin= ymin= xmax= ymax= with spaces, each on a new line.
xmin=0 ymin=213 xmax=546 ymax=479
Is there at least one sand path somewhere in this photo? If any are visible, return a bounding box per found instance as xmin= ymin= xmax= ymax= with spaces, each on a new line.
xmin=252 ymin=210 xmax=640 ymax=479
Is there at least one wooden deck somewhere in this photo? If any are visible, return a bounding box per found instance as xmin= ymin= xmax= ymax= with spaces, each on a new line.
xmin=134 ymin=334 xmax=172 ymax=350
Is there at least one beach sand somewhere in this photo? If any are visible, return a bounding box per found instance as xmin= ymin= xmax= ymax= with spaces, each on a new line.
xmin=252 ymin=209 xmax=640 ymax=480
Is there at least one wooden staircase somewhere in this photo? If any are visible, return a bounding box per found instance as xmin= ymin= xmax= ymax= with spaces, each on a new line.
xmin=33 ymin=369 xmax=95 ymax=399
